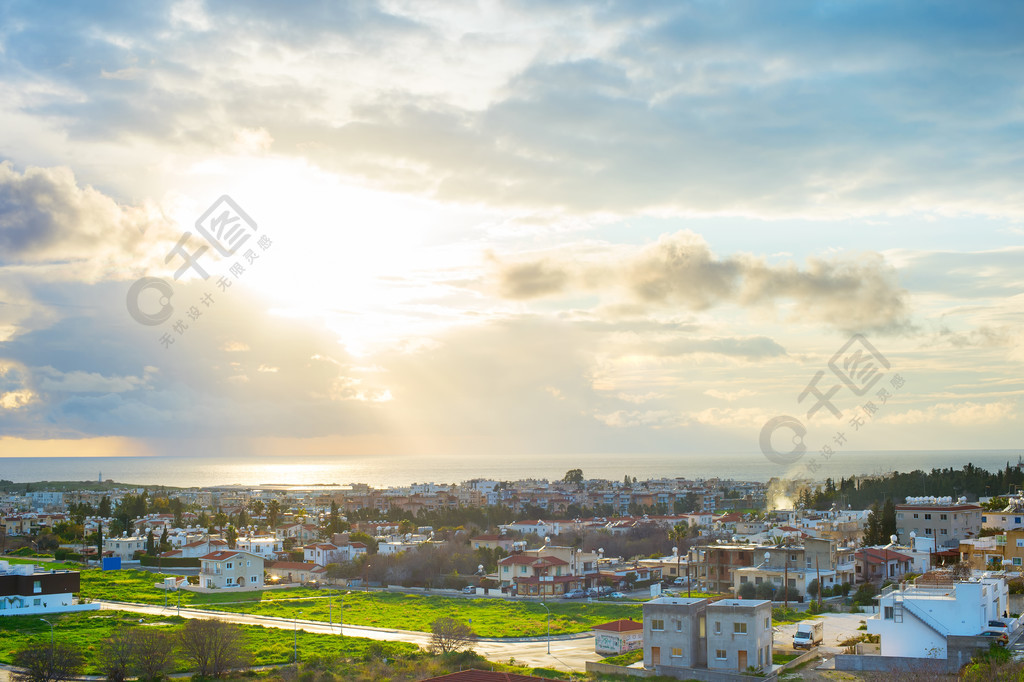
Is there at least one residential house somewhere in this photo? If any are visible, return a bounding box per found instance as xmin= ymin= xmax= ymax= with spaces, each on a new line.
xmin=592 ymin=619 xmax=644 ymax=655
xmin=0 ymin=560 xmax=100 ymax=616
xmin=867 ymin=574 xmax=1008 ymax=659
xmin=734 ymin=538 xmax=850 ymax=599
xmin=706 ymin=599 xmax=773 ymax=672
xmin=106 ymin=535 xmax=147 ymax=560
xmin=643 ymin=597 xmax=708 ymax=669
xmin=470 ymin=534 xmax=515 ymax=552
xmin=267 ymin=561 xmax=327 ymax=584
xmin=236 ymin=536 xmax=283 ymax=557
xmin=198 ymin=550 xmax=265 ymax=590
xmin=855 ymin=547 xmax=913 ymax=584
xmin=641 ymin=596 xmax=773 ymax=674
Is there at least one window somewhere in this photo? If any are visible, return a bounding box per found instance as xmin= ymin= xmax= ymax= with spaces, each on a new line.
xmin=926 ymin=528 xmax=932 ymax=535
xmin=764 ymin=617 xmax=769 ymax=628
xmin=671 ymin=647 xmax=682 ymax=658
xmin=699 ymin=617 xmax=706 ymax=637
xmin=740 ymin=576 xmax=748 ymax=583
xmin=913 ymin=513 xmax=919 ymax=519
xmin=250 ymin=575 xmax=258 ymax=583
xmin=226 ymin=577 xmax=234 ymax=585
xmin=884 ymin=606 xmax=894 ymax=619
xmin=897 ymin=512 xmax=903 ymax=519
xmin=651 ymin=619 xmax=664 ymax=631
xmin=734 ymin=622 xmax=747 ymax=634
xmin=755 ymin=577 xmax=763 ymax=585
xmin=715 ymin=649 xmax=727 ymax=660
xmin=226 ymin=562 xmax=233 ymax=569
xmin=33 ymin=598 xmax=41 ymax=606
xmin=1014 ymin=558 xmax=1022 ymax=566
xmin=941 ymin=529 xmax=948 ymax=535
xmin=675 ymin=619 xmax=682 ymax=632
xmin=924 ymin=513 xmax=931 ymax=520
xmin=714 ymin=621 xmax=721 ymax=634
xmin=247 ymin=560 xmax=251 ymax=567
xmin=33 ymin=581 xmax=41 ymax=594
xmin=940 ymin=514 xmax=947 ymax=520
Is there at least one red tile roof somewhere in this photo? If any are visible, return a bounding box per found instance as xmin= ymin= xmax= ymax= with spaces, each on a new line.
xmin=592 ymin=619 xmax=644 ymax=633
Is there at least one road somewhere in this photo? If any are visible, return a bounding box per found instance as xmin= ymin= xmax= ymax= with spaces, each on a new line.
xmin=95 ymin=600 xmax=599 ymax=672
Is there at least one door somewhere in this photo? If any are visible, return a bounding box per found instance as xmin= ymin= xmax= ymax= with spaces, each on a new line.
xmin=651 ymin=647 xmax=660 ymax=665
xmin=738 ymin=650 xmax=747 ymax=670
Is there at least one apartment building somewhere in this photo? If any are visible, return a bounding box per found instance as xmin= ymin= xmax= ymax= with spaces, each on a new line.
xmin=896 ymin=497 xmax=982 ymax=549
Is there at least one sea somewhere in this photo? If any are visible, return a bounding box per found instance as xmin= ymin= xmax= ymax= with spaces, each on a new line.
xmin=0 ymin=450 xmax=1021 ymax=489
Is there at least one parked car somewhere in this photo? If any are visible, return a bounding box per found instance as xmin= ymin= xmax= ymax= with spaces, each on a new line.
xmin=609 ymin=591 xmax=627 ymax=599
xmin=598 ymin=586 xmax=613 ymax=595
xmin=987 ymin=620 xmax=1011 ymax=634
xmin=562 ymin=589 xmax=586 ymax=599
xmin=462 ymin=586 xmax=476 ymax=594
xmin=585 ymin=587 xmax=599 ymax=597
xmin=979 ymin=630 xmax=1009 ymax=646
xmin=673 ymin=577 xmax=692 ymax=586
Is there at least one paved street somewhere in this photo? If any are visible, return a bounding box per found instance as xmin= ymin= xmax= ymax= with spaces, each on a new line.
xmin=95 ymin=600 xmax=599 ymax=672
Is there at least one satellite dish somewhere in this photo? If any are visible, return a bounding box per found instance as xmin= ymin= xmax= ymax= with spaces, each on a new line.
xmin=890 ymin=534 xmax=899 ymax=545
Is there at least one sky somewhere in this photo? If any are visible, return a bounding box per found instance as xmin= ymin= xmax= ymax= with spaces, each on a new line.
xmin=0 ymin=1 xmax=1022 ymax=473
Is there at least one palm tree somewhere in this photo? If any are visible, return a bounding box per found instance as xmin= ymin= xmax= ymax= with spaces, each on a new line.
xmin=267 ymin=500 xmax=282 ymax=530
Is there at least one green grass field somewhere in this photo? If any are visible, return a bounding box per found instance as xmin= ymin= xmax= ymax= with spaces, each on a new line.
xmin=8 ymin=559 xmax=643 ymax=638
xmin=0 ymin=611 xmax=420 ymax=675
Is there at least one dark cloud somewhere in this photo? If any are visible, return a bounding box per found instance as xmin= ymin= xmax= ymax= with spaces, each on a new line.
xmin=492 ymin=232 xmax=910 ymax=332
xmin=0 ymin=163 xmax=174 ymax=272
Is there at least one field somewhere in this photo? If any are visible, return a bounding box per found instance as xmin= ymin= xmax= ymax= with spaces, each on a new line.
xmin=10 ymin=559 xmax=643 ymax=638
xmin=0 ymin=610 xmax=420 ymax=675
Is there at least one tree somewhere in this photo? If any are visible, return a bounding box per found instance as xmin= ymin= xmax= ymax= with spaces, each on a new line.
xmin=225 ymin=525 xmax=238 ymax=549
xmin=96 ymin=526 xmax=104 ymax=562
xmin=97 ymin=628 xmax=133 ymax=682
xmin=13 ymin=641 xmax=85 ymax=682
xmin=738 ymin=581 xmax=756 ymax=599
xmin=863 ymin=502 xmax=882 ymax=546
xmin=267 ymin=499 xmax=282 ymax=529
xmin=98 ymin=496 xmax=112 ymax=518
xmin=563 ymin=469 xmax=584 ymax=485
xmin=328 ymin=501 xmax=344 ymax=535
xmin=429 ymin=617 xmax=477 ymax=654
xmin=881 ymin=498 xmax=897 ymax=542
xmin=145 ymin=530 xmax=156 ymax=556
xmin=159 ymin=527 xmax=170 ymax=553
xmin=177 ymin=619 xmax=250 ymax=677
xmin=349 ymin=531 xmax=378 ymax=554
xmin=131 ymin=629 xmax=175 ymax=681
xmin=806 ymin=578 xmax=820 ymax=599
xmin=398 ymin=519 xmax=416 ymax=536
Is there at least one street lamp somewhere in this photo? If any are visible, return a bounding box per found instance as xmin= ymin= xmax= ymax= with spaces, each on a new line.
xmin=39 ymin=618 xmax=53 ymax=673
xmin=539 ymin=601 xmax=551 ymax=654
xmin=293 ymin=609 xmax=302 ymax=663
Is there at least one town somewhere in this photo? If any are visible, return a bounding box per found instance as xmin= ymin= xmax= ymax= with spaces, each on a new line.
xmin=2 ymin=465 xmax=1022 ymax=681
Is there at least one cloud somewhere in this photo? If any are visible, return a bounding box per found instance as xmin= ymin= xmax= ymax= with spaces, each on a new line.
xmin=705 ymin=388 xmax=756 ymax=401
xmin=0 ymin=162 xmax=175 ymax=278
xmin=881 ymin=400 xmax=1018 ymax=426
xmin=492 ymin=232 xmax=910 ymax=332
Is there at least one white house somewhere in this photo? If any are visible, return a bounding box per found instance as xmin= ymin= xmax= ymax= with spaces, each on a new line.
xmin=0 ymin=561 xmax=99 ymax=616
xmin=106 ymin=536 xmax=147 ymax=560
xmin=198 ymin=551 xmax=265 ymax=590
xmin=868 ymin=576 xmax=1008 ymax=659
xmin=237 ymin=536 xmax=283 ymax=557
